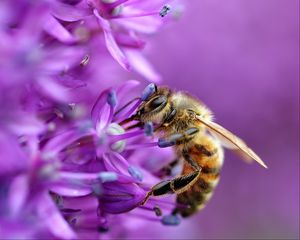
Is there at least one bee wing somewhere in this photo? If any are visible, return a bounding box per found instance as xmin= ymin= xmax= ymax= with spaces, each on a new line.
xmin=196 ymin=116 xmax=268 ymax=168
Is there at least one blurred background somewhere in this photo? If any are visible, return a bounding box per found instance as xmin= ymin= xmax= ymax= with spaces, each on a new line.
xmin=130 ymin=0 xmax=299 ymax=239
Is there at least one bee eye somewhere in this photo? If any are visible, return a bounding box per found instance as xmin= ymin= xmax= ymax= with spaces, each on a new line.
xmin=148 ymin=95 xmax=167 ymax=110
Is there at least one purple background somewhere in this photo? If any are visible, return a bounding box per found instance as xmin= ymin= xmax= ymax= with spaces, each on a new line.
xmin=131 ymin=0 xmax=299 ymax=238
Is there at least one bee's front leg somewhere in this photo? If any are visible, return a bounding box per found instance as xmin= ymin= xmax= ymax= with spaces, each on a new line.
xmin=157 ymin=127 xmax=199 ymax=148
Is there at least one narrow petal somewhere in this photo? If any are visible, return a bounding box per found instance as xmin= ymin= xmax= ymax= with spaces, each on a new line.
xmin=43 ymin=15 xmax=75 ymax=43
xmin=59 ymin=171 xmax=117 ymax=184
xmin=115 ymin=33 xmax=145 ymax=48
xmin=37 ymin=77 xmax=71 ymax=102
xmin=0 ymin=131 xmax=27 ymax=176
xmin=116 ymin=80 xmax=140 ymax=99
xmin=102 ymin=153 xmax=128 ymax=176
xmin=96 ymin=104 xmax=113 ymax=133
xmin=115 ymin=98 xmax=141 ymax=121
xmin=51 ymin=2 xmax=92 ymax=22
xmin=112 ymin=6 xmax=162 ymax=34
xmin=50 ymin=183 xmax=93 ymax=197
xmin=91 ymin=88 xmax=116 ymax=132
xmin=125 ymin=49 xmax=162 ymax=82
xmin=37 ymin=191 xmax=77 ymax=239
xmin=91 ymin=89 xmax=111 ymax=128
xmin=93 ymin=9 xmax=130 ymax=70
xmin=42 ymin=46 xmax=85 ymax=73
xmin=122 ymin=0 xmax=170 ymax=10
xmin=7 ymin=114 xmax=45 ymax=136
xmin=100 ymin=182 xmax=145 ymax=214
xmin=43 ymin=129 xmax=92 ymax=154
xmin=60 ymin=195 xmax=98 ymax=211
xmin=8 ymin=175 xmax=29 ymax=216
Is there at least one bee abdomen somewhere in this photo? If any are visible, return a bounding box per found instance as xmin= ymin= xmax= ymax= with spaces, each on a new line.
xmin=175 ymin=134 xmax=223 ymax=217
xmin=176 ymin=168 xmax=220 ymax=217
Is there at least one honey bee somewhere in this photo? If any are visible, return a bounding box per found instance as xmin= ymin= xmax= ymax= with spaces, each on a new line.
xmin=121 ymin=84 xmax=267 ymax=217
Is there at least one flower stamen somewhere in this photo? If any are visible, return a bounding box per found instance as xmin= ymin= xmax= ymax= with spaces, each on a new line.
xmin=141 ymin=83 xmax=157 ymax=101
xmin=159 ymin=5 xmax=171 ymax=17
xmin=161 ymin=214 xmax=181 ymax=226
xmin=107 ymin=90 xmax=118 ymax=108
xmin=144 ymin=122 xmax=154 ymax=136
xmin=128 ymin=165 xmax=143 ymax=182
xmin=80 ymin=54 xmax=90 ymax=67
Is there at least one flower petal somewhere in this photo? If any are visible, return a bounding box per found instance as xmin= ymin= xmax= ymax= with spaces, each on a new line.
xmin=50 ymin=183 xmax=93 ymax=197
xmin=125 ymin=49 xmax=162 ymax=83
xmin=93 ymin=9 xmax=130 ymax=70
xmin=37 ymin=191 xmax=77 ymax=239
xmin=91 ymin=88 xmax=116 ymax=131
xmin=42 ymin=46 xmax=85 ymax=73
xmin=51 ymin=2 xmax=92 ymax=22
xmin=7 ymin=114 xmax=45 ymax=136
xmin=0 ymin=131 xmax=27 ymax=176
xmin=8 ymin=175 xmax=29 ymax=216
xmin=99 ymin=182 xmax=145 ymax=214
xmin=112 ymin=7 xmax=162 ymax=34
xmin=37 ymin=77 xmax=71 ymax=102
xmin=116 ymin=79 xmax=140 ymax=99
xmin=43 ymin=128 xmax=92 ymax=154
xmin=43 ymin=14 xmax=75 ymax=43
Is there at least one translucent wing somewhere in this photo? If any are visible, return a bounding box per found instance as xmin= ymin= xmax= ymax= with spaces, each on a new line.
xmin=196 ymin=116 xmax=268 ymax=168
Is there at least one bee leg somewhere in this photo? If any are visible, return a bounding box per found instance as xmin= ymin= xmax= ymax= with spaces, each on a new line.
xmin=170 ymin=149 xmax=203 ymax=215
xmin=140 ymin=155 xmax=201 ymax=205
xmin=140 ymin=170 xmax=200 ymax=205
xmin=158 ymin=127 xmax=199 ymax=148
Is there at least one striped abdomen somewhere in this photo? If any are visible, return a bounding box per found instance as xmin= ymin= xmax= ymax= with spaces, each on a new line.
xmin=176 ymin=136 xmax=224 ymax=217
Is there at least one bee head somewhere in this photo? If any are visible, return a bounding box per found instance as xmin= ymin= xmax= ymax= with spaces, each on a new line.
xmin=134 ymin=84 xmax=171 ymax=124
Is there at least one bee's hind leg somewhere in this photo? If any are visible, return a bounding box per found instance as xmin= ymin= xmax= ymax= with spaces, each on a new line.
xmin=140 ymin=171 xmax=200 ymax=205
xmin=140 ymin=153 xmax=202 ymax=205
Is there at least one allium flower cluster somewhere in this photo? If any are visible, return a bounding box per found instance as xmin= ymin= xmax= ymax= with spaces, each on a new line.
xmin=0 ymin=0 xmax=183 ymax=239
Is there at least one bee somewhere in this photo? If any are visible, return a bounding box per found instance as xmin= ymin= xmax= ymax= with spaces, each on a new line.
xmin=120 ymin=83 xmax=267 ymax=217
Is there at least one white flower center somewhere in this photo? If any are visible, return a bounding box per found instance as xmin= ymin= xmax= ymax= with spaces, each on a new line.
xmin=106 ymin=123 xmax=126 ymax=152
xmin=111 ymin=5 xmax=123 ymax=16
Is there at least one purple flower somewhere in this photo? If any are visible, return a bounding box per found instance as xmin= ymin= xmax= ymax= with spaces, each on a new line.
xmin=47 ymin=0 xmax=180 ymax=82
xmin=0 ymin=2 xmax=85 ymax=105
xmin=0 ymin=82 xmax=180 ymax=239
xmin=0 ymin=0 xmax=185 ymax=238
